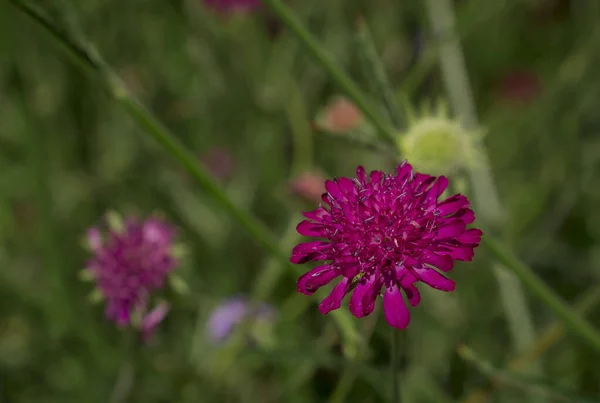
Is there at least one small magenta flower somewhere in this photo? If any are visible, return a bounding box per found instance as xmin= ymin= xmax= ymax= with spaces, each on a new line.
xmin=204 ymin=0 xmax=261 ymax=13
xmin=206 ymin=297 xmax=275 ymax=344
xmin=83 ymin=212 xmax=180 ymax=335
xmin=291 ymin=162 xmax=482 ymax=329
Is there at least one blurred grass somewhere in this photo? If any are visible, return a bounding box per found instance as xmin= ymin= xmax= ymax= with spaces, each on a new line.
xmin=3 ymin=0 xmax=600 ymax=402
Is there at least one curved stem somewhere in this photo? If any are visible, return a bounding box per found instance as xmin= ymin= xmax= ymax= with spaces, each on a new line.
xmin=390 ymin=329 xmax=401 ymax=403
xmin=424 ymin=0 xmax=541 ymax=377
xmin=260 ymin=0 xmax=397 ymax=144
xmin=483 ymin=237 xmax=600 ymax=353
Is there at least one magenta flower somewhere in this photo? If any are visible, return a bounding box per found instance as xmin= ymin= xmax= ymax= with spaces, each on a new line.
xmin=291 ymin=162 xmax=482 ymax=329
xmin=84 ymin=214 xmax=179 ymax=332
xmin=204 ymin=0 xmax=261 ymax=13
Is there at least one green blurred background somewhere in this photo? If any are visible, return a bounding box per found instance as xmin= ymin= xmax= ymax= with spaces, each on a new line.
xmin=2 ymin=0 xmax=600 ymax=402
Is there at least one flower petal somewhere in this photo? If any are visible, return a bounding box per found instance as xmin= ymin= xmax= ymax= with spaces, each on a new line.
xmin=141 ymin=302 xmax=170 ymax=340
xmin=437 ymin=195 xmax=470 ymax=216
xmin=383 ymin=286 xmax=410 ymax=329
xmin=349 ymin=274 xmax=376 ymax=318
xmin=296 ymin=220 xmax=326 ymax=237
xmin=356 ymin=166 xmax=367 ymax=185
xmin=297 ymin=265 xmax=339 ymax=295
xmin=450 ymin=245 xmax=476 ymax=261
xmin=363 ymin=275 xmax=383 ymax=316
xmin=290 ymin=241 xmax=329 ymax=264
xmin=427 ymin=176 xmax=449 ymax=199
xmin=422 ymin=252 xmax=455 ymax=272
xmin=456 ymin=228 xmax=483 ymax=244
xmin=318 ymin=278 xmax=350 ymax=314
xmin=437 ymin=219 xmax=467 ymax=239
xmin=325 ymin=179 xmax=345 ymax=200
xmin=396 ymin=161 xmax=413 ymax=182
xmin=450 ymin=208 xmax=475 ymax=224
xmin=412 ymin=266 xmax=455 ymax=292
xmin=337 ymin=177 xmax=357 ymax=195
xmin=302 ymin=207 xmax=330 ymax=223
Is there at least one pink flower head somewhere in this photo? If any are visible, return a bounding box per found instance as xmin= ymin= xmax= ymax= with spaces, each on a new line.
xmin=291 ymin=162 xmax=482 ymax=329
xmin=204 ymin=0 xmax=261 ymax=13
xmin=84 ymin=214 xmax=179 ymax=330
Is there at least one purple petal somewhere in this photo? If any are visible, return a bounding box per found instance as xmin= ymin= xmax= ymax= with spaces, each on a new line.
xmin=296 ymin=220 xmax=326 ymax=237
xmin=318 ymin=278 xmax=349 ymax=314
xmin=141 ymin=302 xmax=170 ymax=340
xmin=383 ymin=286 xmax=410 ymax=329
xmin=356 ymin=166 xmax=367 ymax=185
xmin=206 ymin=298 xmax=249 ymax=342
xmin=412 ymin=266 xmax=455 ymax=292
xmin=349 ymin=274 xmax=375 ymax=318
xmin=363 ymin=275 xmax=383 ymax=316
xmin=336 ymin=177 xmax=357 ymax=195
xmin=325 ymin=180 xmax=345 ymax=200
xmin=395 ymin=161 xmax=413 ymax=182
xmin=302 ymin=207 xmax=330 ymax=223
xmin=422 ymin=253 xmax=455 ymax=272
xmin=437 ymin=219 xmax=467 ymax=239
xmin=450 ymin=245 xmax=476 ymax=261
xmin=427 ymin=176 xmax=449 ymax=199
xmin=290 ymin=241 xmax=329 ymax=264
xmin=397 ymin=269 xmax=421 ymax=307
xmin=456 ymin=228 xmax=483 ymax=244
xmin=437 ymin=195 xmax=470 ymax=216
xmin=297 ymin=265 xmax=339 ymax=295
xmin=450 ymin=208 xmax=475 ymax=224
xmin=369 ymin=170 xmax=383 ymax=184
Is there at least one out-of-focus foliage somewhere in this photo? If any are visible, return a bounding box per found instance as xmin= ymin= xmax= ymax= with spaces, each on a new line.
xmin=1 ymin=0 xmax=600 ymax=402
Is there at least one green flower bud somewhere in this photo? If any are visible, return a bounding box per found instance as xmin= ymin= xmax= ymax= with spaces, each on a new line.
xmin=397 ymin=100 xmax=483 ymax=176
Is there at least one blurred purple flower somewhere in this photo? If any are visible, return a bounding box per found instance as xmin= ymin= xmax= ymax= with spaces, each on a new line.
xmin=84 ymin=213 xmax=179 ymax=332
xmin=291 ymin=162 xmax=482 ymax=329
xmin=204 ymin=0 xmax=261 ymax=13
xmin=206 ymin=297 xmax=275 ymax=343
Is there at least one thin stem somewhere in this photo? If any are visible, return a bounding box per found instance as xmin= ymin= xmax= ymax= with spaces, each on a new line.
xmin=424 ymin=0 xmax=541 ymax=377
xmin=260 ymin=0 xmax=396 ymax=144
xmin=483 ymin=237 xmax=600 ymax=353
xmin=463 ymin=285 xmax=600 ymax=403
xmin=355 ymin=17 xmax=404 ymax=129
xmin=109 ymin=332 xmax=137 ymax=403
xmin=390 ymin=329 xmax=400 ymax=403
xmin=8 ymin=0 xmax=288 ymax=266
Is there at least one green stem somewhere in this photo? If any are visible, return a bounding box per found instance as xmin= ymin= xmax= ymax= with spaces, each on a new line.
xmin=355 ymin=18 xmax=404 ymax=129
xmin=483 ymin=237 xmax=600 ymax=353
xmin=260 ymin=0 xmax=396 ymax=144
xmin=8 ymin=0 xmax=288 ymax=266
xmin=424 ymin=0 xmax=541 ymax=377
xmin=390 ymin=329 xmax=401 ymax=403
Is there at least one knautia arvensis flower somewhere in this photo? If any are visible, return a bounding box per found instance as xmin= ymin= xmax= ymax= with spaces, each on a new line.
xmin=81 ymin=211 xmax=183 ymax=339
xmin=397 ymin=100 xmax=483 ymax=176
xmin=291 ymin=162 xmax=482 ymax=329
